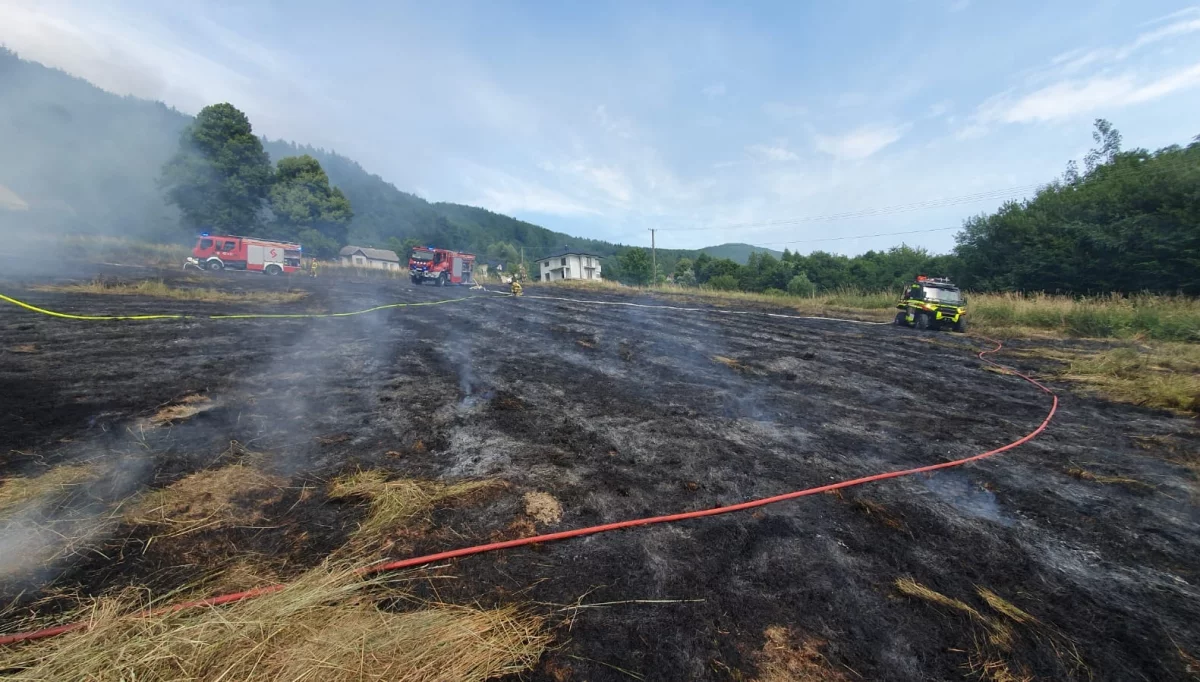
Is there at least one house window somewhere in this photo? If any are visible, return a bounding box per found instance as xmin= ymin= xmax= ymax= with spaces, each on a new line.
xmin=560 ymin=258 xmax=566 ymax=266
xmin=355 ymin=257 xmax=365 ymax=265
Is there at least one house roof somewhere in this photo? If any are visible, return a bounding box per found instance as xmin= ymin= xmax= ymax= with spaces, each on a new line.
xmin=339 ymin=246 xmax=400 ymax=262
xmin=535 ymin=249 xmax=604 ymax=263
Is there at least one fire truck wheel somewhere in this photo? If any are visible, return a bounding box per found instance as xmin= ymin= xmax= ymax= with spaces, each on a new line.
xmin=265 ymin=265 xmax=282 ymax=276
xmin=411 ymin=276 xmax=421 ymax=285
xmin=436 ymin=274 xmax=447 ymax=287
xmin=206 ymin=260 xmax=224 ymax=271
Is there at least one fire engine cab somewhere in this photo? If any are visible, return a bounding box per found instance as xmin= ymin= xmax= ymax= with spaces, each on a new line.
xmin=191 ymin=234 xmax=302 ymax=275
xmin=409 ymin=246 xmax=476 ymax=286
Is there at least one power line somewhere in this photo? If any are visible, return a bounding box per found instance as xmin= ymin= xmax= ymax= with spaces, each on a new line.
xmin=749 ymin=225 xmax=961 ymax=247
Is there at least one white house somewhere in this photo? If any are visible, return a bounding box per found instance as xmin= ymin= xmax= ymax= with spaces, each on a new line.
xmin=536 ymin=250 xmax=603 ymax=281
xmin=339 ymin=246 xmax=402 ymax=270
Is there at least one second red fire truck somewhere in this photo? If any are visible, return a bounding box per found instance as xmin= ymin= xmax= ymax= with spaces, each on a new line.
xmin=409 ymin=246 xmax=476 ymax=286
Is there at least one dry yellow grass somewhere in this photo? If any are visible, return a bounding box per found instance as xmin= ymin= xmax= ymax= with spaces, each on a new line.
xmin=147 ymin=394 xmax=216 ymax=426
xmin=1014 ymin=343 xmax=1200 ymax=414
xmin=124 ymin=463 xmax=286 ymax=535
xmin=34 ymin=279 xmax=308 ymax=304
xmin=523 ymin=491 xmax=563 ymax=526
xmin=753 ymin=625 xmax=849 ymax=681
xmin=328 ymin=470 xmax=502 ymax=547
xmin=0 ymin=464 xmax=115 ymax=580
xmin=895 ymin=578 xmax=1086 ymax=682
xmin=0 ymin=464 xmax=97 ymax=519
xmin=0 ymin=562 xmax=548 ymax=682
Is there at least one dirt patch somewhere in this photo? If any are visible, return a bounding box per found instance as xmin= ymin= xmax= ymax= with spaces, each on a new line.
xmin=7 ymin=343 xmax=38 ymax=354
xmin=524 ymin=491 xmax=563 ymax=526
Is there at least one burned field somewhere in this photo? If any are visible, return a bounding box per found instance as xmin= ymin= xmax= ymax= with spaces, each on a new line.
xmin=1 ymin=269 xmax=1199 ymax=681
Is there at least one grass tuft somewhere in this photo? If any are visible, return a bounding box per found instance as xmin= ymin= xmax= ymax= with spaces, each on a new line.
xmin=0 ymin=562 xmax=547 ymax=681
xmin=34 ymin=279 xmax=308 ymax=304
xmin=0 ymin=464 xmax=97 ymax=519
xmin=124 ymin=463 xmax=286 ymax=534
xmin=896 ymin=578 xmax=1090 ymax=681
xmin=753 ymin=625 xmax=849 ymax=681
xmin=328 ymin=471 xmax=502 ymax=547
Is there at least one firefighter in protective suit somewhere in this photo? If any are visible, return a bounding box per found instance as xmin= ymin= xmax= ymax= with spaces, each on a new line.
xmin=903 ymin=281 xmax=924 ymax=324
xmin=510 ymin=279 xmax=523 ymax=297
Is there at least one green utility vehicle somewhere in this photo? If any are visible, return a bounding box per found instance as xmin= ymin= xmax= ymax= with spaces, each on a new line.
xmin=895 ymin=276 xmax=968 ymax=332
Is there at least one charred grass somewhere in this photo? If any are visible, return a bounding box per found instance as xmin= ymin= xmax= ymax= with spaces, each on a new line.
xmin=895 ymin=578 xmax=1087 ymax=682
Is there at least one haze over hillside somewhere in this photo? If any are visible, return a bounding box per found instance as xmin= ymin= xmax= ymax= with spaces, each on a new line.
xmin=0 ymin=48 xmax=696 ymax=270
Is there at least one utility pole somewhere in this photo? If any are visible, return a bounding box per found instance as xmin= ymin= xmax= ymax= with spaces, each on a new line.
xmin=649 ymin=228 xmax=657 ymax=286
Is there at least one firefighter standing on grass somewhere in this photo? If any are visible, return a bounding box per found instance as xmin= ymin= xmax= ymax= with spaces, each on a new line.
xmin=309 ymin=257 xmax=319 ymax=278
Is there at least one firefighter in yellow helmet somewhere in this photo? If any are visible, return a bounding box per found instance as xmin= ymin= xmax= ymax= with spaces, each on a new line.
xmin=510 ymin=279 xmax=523 ymax=297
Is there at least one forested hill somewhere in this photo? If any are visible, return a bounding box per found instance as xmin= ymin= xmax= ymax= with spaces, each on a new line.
xmin=260 ymin=140 xmax=625 ymax=259
xmin=0 ymin=48 xmax=655 ymax=267
xmin=699 ymin=243 xmax=784 ymax=264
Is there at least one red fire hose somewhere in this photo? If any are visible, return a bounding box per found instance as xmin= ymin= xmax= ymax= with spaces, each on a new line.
xmin=0 ymin=337 xmax=1056 ymax=646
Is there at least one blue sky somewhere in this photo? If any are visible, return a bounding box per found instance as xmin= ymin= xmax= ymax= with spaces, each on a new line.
xmin=4 ymin=0 xmax=1200 ymax=254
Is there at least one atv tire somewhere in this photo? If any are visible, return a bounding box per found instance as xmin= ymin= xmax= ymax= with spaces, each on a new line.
xmin=915 ymin=312 xmax=931 ymax=330
xmin=953 ymin=317 xmax=968 ymax=333
xmin=894 ymin=311 xmax=908 ymax=326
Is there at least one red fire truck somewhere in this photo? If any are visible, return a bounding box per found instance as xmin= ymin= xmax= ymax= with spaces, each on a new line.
xmin=409 ymin=246 xmax=476 ymax=286
xmin=191 ymin=234 xmax=303 ymax=275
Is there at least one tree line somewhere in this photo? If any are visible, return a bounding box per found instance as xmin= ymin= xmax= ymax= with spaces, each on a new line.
xmin=614 ymin=120 xmax=1199 ymax=296
xmin=160 ymin=103 xmax=353 ymax=256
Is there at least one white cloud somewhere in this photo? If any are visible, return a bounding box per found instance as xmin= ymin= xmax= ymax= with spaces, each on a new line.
xmin=1118 ymin=17 xmax=1200 ymax=59
xmin=594 ymin=104 xmax=634 ymax=139
xmin=762 ymin=101 xmax=807 ymax=120
xmin=974 ymin=61 xmax=1200 ymax=125
xmin=463 ymin=164 xmax=600 ymax=217
xmin=744 ymin=141 xmax=801 ymax=162
xmin=702 ymin=82 xmax=727 ymax=98
xmin=747 ymin=141 xmax=799 ymax=162
xmin=1141 ymin=6 xmax=1200 ymax=27
xmin=543 ymin=159 xmax=634 ymax=204
xmin=814 ymin=124 xmax=906 ymax=160
xmin=928 ymin=100 xmax=952 ymax=117
xmin=949 ymin=0 xmax=970 ymax=12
